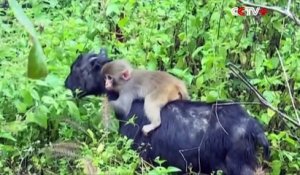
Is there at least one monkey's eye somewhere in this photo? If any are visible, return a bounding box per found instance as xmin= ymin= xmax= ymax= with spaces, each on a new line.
xmin=106 ymin=75 xmax=112 ymax=80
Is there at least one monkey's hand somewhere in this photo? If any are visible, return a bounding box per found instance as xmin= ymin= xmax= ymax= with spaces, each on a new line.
xmin=109 ymin=96 xmax=132 ymax=116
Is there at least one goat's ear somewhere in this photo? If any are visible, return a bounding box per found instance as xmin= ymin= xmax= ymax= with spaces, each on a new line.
xmin=89 ymin=57 xmax=99 ymax=66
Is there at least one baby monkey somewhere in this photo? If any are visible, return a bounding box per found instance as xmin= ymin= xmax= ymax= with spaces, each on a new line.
xmin=101 ymin=60 xmax=189 ymax=135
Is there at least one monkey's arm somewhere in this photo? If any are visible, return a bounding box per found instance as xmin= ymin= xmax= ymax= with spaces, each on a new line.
xmin=110 ymin=93 xmax=134 ymax=116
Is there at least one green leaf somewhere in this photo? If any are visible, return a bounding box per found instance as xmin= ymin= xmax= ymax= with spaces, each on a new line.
xmin=192 ymin=47 xmax=202 ymax=58
xmin=14 ymin=100 xmax=27 ymax=113
xmin=118 ymin=17 xmax=129 ymax=28
xmin=8 ymin=0 xmax=48 ymax=79
xmin=30 ymin=89 xmax=40 ymax=101
xmin=260 ymin=113 xmax=272 ymax=125
xmin=267 ymin=108 xmax=275 ymax=117
xmin=196 ymin=76 xmax=204 ymax=88
xmin=27 ymin=39 xmax=48 ymax=79
xmin=86 ymin=29 xmax=99 ymax=41
xmin=4 ymin=121 xmax=27 ymax=134
xmin=166 ymin=166 xmax=181 ymax=173
xmin=26 ymin=110 xmax=48 ymax=129
xmin=106 ymin=3 xmax=120 ymax=16
xmin=271 ymin=160 xmax=282 ymax=175
xmin=41 ymin=96 xmax=55 ymax=105
xmin=21 ymin=89 xmax=34 ymax=107
xmin=206 ymin=91 xmax=218 ymax=102
xmin=67 ymin=101 xmax=80 ymax=119
xmin=8 ymin=0 xmax=37 ymax=37
xmin=0 ymin=132 xmax=17 ymax=142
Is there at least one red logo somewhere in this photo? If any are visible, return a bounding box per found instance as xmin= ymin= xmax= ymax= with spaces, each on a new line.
xmin=231 ymin=7 xmax=268 ymax=16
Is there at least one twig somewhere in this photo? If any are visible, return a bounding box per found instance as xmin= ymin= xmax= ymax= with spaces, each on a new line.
xmin=101 ymin=95 xmax=111 ymax=130
xmin=287 ymin=0 xmax=292 ymax=12
xmin=239 ymin=0 xmax=300 ymax=26
xmin=276 ymin=49 xmax=300 ymax=125
xmin=227 ymin=63 xmax=300 ymax=127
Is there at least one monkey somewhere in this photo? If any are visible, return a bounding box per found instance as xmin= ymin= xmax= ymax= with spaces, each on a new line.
xmin=101 ymin=59 xmax=189 ymax=135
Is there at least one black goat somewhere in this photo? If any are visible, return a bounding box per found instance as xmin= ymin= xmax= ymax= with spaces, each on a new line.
xmin=64 ymin=49 xmax=270 ymax=175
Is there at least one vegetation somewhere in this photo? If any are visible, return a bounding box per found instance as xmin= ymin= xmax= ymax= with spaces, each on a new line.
xmin=0 ymin=0 xmax=299 ymax=174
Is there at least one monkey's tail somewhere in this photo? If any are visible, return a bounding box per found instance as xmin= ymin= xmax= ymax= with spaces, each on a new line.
xmin=176 ymin=83 xmax=190 ymax=100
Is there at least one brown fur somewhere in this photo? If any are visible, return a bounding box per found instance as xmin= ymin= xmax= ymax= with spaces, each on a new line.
xmin=101 ymin=60 xmax=189 ymax=135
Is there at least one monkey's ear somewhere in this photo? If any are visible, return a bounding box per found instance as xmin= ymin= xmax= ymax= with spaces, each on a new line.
xmin=121 ymin=69 xmax=131 ymax=80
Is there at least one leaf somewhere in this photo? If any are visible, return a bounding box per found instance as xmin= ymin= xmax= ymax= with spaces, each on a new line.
xmin=192 ymin=47 xmax=202 ymax=58
xmin=263 ymin=91 xmax=275 ymax=103
xmin=0 ymin=132 xmax=17 ymax=142
xmin=118 ymin=17 xmax=129 ymax=28
xmin=86 ymin=29 xmax=99 ymax=41
xmin=206 ymin=91 xmax=218 ymax=102
xmin=166 ymin=166 xmax=181 ymax=173
xmin=8 ymin=0 xmax=48 ymax=79
xmin=14 ymin=100 xmax=27 ymax=113
xmin=67 ymin=101 xmax=80 ymax=119
xmin=26 ymin=110 xmax=48 ymax=129
xmin=260 ymin=113 xmax=272 ymax=125
xmin=21 ymin=89 xmax=34 ymax=107
xmin=97 ymin=143 xmax=105 ymax=153
xmin=8 ymin=0 xmax=37 ymax=37
xmin=4 ymin=121 xmax=27 ymax=134
xmin=178 ymin=32 xmax=186 ymax=41
xmin=267 ymin=108 xmax=275 ymax=117
xmin=87 ymin=129 xmax=96 ymax=144
xmin=196 ymin=76 xmax=204 ymax=88
xmin=42 ymin=96 xmax=55 ymax=105
xmin=106 ymin=3 xmax=120 ymax=16
xmin=271 ymin=160 xmax=282 ymax=175
xmin=30 ymin=89 xmax=40 ymax=101
xmin=27 ymin=39 xmax=48 ymax=79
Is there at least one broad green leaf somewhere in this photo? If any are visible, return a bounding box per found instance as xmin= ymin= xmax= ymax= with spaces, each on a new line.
xmin=86 ymin=29 xmax=99 ymax=41
xmin=206 ymin=91 xmax=218 ymax=102
xmin=267 ymin=108 xmax=276 ymax=117
xmin=3 ymin=121 xmax=27 ymax=134
xmin=166 ymin=166 xmax=181 ymax=173
xmin=118 ymin=17 xmax=129 ymax=28
xmin=21 ymin=89 xmax=34 ymax=107
xmin=14 ymin=100 xmax=27 ymax=113
xmin=67 ymin=101 xmax=80 ymax=119
xmin=106 ymin=3 xmax=120 ymax=16
xmin=260 ymin=113 xmax=272 ymax=125
xmin=196 ymin=76 xmax=204 ymax=88
xmin=30 ymin=89 xmax=40 ymax=101
xmin=27 ymin=39 xmax=48 ymax=79
xmin=87 ymin=129 xmax=96 ymax=144
xmin=192 ymin=47 xmax=202 ymax=58
xmin=8 ymin=0 xmax=48 ymax=79
xmin=41 ymin=96 xmax=55 ymax=105
xmin=271 ymin=160 xmax=282 ymax=175
xmin=26 ymin=110 xmax=48 ymax=129
xmin=8 ymin=0 xmax=37 ymax=36
xmin=0 ymin=132 xmax=17 ymax=142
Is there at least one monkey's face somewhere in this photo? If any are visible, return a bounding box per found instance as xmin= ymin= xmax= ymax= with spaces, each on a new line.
xmin=101 ymin=61 xmax=132 ymax=92
xmin=104 ymin=74 xmax=114 ymax=91
xmin=103 ymin=70 xmax=130 ymax=92
xmin=65 ymin=49 xmax=110 ymax=97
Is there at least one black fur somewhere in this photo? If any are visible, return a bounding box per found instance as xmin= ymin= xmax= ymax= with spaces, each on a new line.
xmin=64 ymin=50 xmax=270 ymax=175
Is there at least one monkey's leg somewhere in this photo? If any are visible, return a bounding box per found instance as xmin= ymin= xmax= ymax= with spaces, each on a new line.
xmin=142 ymin=94 xmax=167 ymax=136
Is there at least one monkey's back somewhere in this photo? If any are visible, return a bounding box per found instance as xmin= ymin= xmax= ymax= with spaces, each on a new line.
xmin=131 ymin=70 xmax=188 ymax=99
xmin=133 ymin=70 xmax=183 ymax=86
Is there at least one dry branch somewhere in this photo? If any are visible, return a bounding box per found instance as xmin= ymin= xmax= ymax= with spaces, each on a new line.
xmin=239 ymin=0 xmax=300 ymax=25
